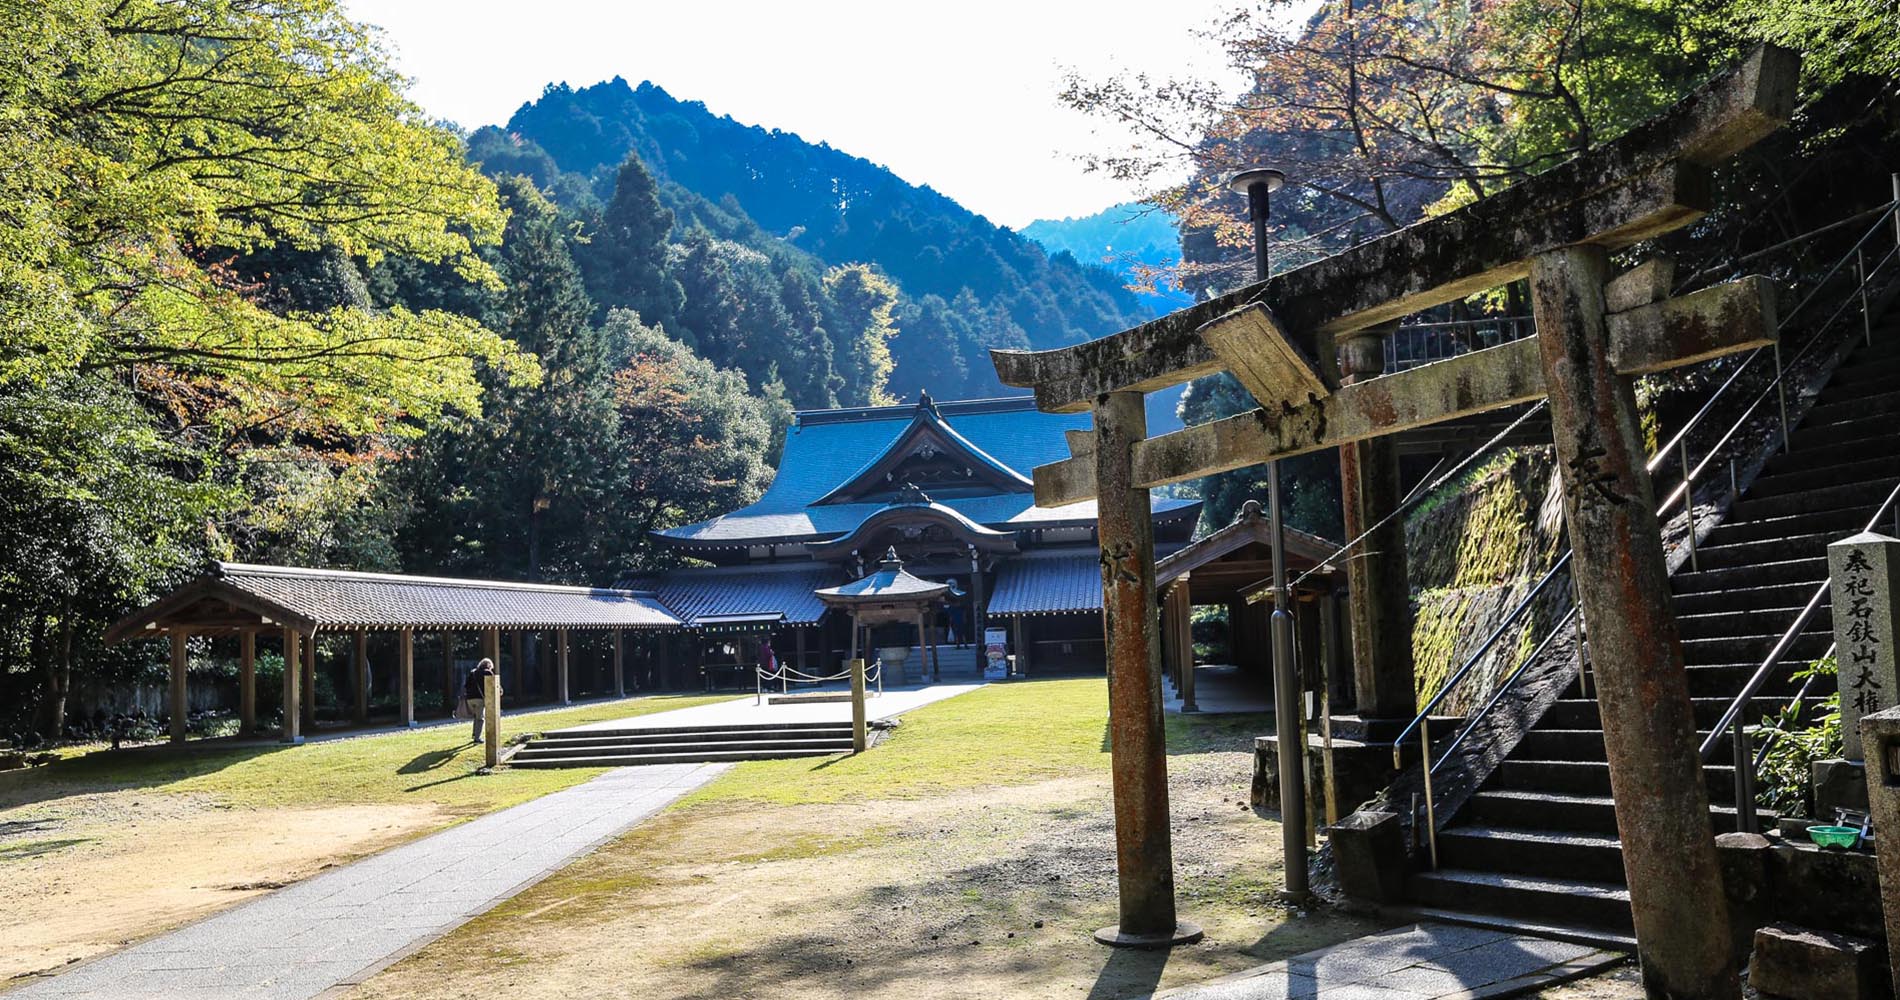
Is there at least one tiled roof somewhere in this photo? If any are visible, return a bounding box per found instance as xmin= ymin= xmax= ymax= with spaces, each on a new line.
xmin=656 ymin=395 xmax=1197 ymax=547
xmin=107 ymin=563 xmax=680 ymax=641
xmin=987 ymin=551 xmax=1104 ymax=616
xmin=815 ymin=551 xmax=952 ymax=605
xmin=616 ymin=563 xmax=835 ymax=627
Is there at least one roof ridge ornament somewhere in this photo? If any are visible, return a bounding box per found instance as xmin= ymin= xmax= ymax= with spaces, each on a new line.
xmin=892 ymin=481 xmax=933 ymax=505
xmin=918 ymin=389 xmax=940 ymax=419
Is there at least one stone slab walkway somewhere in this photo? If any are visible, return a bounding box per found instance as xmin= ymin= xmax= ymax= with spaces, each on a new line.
xmin=554 ymin=680 xmax=984 ymax=733
xmin=1153 ymin=923 xmax=1625 ymax=1000
xmin=6 ymin=763 xmax=726 ymax=1000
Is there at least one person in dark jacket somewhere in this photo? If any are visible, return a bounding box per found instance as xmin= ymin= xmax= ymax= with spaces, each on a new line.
xmin=464 ymin=658 xmax=499 ymax=742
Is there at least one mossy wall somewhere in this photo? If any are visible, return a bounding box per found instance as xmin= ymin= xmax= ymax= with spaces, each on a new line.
xmin=1405 ymin=446 xmax=1572 ymax=715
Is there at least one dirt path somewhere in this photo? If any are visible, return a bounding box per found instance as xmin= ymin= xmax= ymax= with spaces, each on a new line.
xmin=349 ymin=744 xmax=1385 ymax=1000
xmin=0 ymin=791 xmax=443 ymax=982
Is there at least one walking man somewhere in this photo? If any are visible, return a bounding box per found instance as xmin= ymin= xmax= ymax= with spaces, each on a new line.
xmin=465 ymin=658 xmax=498 ymax=743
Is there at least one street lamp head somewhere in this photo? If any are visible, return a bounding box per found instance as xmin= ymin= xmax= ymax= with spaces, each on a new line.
xmin=1227 ymin=167 xmax=1286 ymax=196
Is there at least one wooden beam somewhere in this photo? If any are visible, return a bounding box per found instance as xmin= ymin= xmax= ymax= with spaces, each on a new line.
xmin=1031 ymin=277 xmax=1775 ymax=505
xmin=399 ymin=627 xmax=415 ymax=728
xmin=238 ymin=630 xmax=256 ymax=735
xmin=990 ymin=46 xmax=1796 ymax=414
xmin=1198 ymin=302 xmax=1328 ymax=410
xmin=169 ymin=630 xmax=189 ymax=743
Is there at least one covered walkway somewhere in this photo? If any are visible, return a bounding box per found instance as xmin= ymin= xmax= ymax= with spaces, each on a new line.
xmin=106 ymin=563 xmax=681 ymax=743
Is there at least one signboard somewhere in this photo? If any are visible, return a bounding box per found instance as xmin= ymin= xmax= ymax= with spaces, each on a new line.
xmin=1830 ymin=532 xmax=1900 ymax=758
xmin=984 ymin=627 xmax=1009 ymax=680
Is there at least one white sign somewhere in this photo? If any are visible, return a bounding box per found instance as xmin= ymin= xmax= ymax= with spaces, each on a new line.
xmin=984 ymin=627 xmax=1009 ymax=680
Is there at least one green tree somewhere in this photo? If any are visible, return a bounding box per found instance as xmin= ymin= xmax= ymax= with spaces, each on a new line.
xmin=603 ymin=312 xmax=777 ymax=568
xmin=824 ymin=264 xmax=901 ymax=405
xmin=579 ymin=154 xmax=685 ymax=330
xmin=890 ymin=294 xmax=972 ymax=401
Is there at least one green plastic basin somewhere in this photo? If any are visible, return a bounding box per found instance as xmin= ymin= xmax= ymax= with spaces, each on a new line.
xmin=1808 ymin=825 xmax=1861 ymax=849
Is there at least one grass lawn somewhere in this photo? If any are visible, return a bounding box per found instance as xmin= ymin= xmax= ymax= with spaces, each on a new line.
xmin=355 ymin=678 xmax=1387 ymax=1000
xmin=0 ymin=691 xmax=730 ymax=981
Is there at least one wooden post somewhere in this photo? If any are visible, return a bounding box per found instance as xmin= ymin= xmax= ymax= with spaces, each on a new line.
xmin=1530 ymin=243 xmax=1734 ymax=998
xmin=484 ymin=628 xmax=501 ymax=675
xmin=1171 ymin=582 xmax=1197 ymax=713
xmin=1090 ymin=390 xmax=1197 ymax=947
xmin=613 ymin=629 xmax=625 ymax=696
xmin=848 ymin=612 xmax=860 ymax=664
xmin=557 ymin=628 xmax=571 ymax=705
xmin=1012 ymin=615 xmax=1028 ymax=675
xmin=352 ymin=630 xmax=369 ymax=724
xmin=849 ymin=658 xmax=868 ymax=753
xmin=168 ymin=630 xmax=189 ymax=743
xmin=1336 ymin=324 xmax=1417 ymax=721
xmin=442 ymin=632 xmax=456 ymax=715
xmin=281 ymin=628 xmax=303 ymax=744
xmin=301 ymin=631 xmax=317 ymax=732
xmin=510 ymin=631 xmax=525 ymax=701
xmin=238 ymin=630 xmax=256 ymax=735
xmin=398 ymin=627 xmax=415 ymax=727
xmin=483 ymin=671 xmax=500 ymax=768
xmin=794 ymin=627 xmax=807 ymax=677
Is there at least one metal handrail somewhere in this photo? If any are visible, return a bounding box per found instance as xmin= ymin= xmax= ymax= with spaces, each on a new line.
xmin=1699 ymin=480 xmax=1900 ymax=762
xmin=1394 ymin=193 xmax=1900 ymax=863
xmin=1391 ymin=553 xmax=1572 ymax=757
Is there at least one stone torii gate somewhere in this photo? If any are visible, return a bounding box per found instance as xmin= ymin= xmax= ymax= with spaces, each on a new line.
xmin=991 ymin=46 xmax=1798 ymax=999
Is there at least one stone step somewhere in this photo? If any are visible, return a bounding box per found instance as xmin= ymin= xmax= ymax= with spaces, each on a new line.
xmin=1491 ymin=759 xmax=1746 ymax=804
xmin=1405 ymin=869 xmax=1633 ymax=933
xmin=1671 ymin=556 xmax=1827 ymax=595
xmin=1801 ymin=389 xmax=1900 ymax=427
xmin=511 ymin=747 xmax=846 ymax=768
xmin=542 ymin=719 xmax=855 ymax=739
xmin=1464 ymin=789 xmax=1761 ymax=835
xmin=1435 ymin=825 xmax=1629 ymax=885
xmin=521 ymin=734 xmax=854 ymax=756
xmin=1730 ymin=478 xmax=1898 ymax=522
xmin=1754 ymin=434 xmax=1900 ymax=480
xmin=532 ymin=726 xmax=854 ymax=748
xmin=1788 ymin=414 xmax=1900 ymax=455
xmin=1391 ymin=906 xmax=1637 ymax=951
xmin=1672 ymin=580 xmax=1827 ymax=615
xmin=1680 ymin=630 xmax=1832 ymax=667
xmin=1682 ymin=661 xmax=1832 ymax=697
xmin=1676 ymin=605 xmax=1826 ymax=640
xmin=1539 ymin=695 xmax=1828 ymax=730
xmin=1682 ymin=530 xmax=1848 ymax=570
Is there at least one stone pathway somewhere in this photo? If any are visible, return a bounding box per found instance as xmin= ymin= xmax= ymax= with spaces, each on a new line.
xmin=1153 ymin=923 xmax=1625 ymax=1000
xmin=6 ymin=763 xmax=726 ymax=1000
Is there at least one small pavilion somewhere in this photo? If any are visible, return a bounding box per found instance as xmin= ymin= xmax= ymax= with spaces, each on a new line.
xmin=106 ymin=562 xmax=680 ymax=743
xmin=813 ymin=549 xmax=951 ymax=682
xmin=1154 ymin=501 xmax=1345 ymax=711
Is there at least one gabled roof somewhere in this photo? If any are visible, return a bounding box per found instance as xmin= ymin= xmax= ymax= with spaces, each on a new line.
xmin=1155 ymin=500 xmax=1342 ymax=587
xmin=803 ymin=497 xmax=1018 ymax=559
xmin=813 ymin=393 xmax=1032 ymax=504
xmin=656 ymin=395 xmax=1200 ymax=548
xmin=106 ymin=563 xmax=680 ymax=642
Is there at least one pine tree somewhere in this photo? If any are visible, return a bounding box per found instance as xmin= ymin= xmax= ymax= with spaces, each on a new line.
xmin=579 ymin=154 xmax=684 ymax=330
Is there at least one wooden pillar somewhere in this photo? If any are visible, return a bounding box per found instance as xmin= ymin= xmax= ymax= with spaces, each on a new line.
xmin=484 ymin=627 xmax=502 ymax=673
xmin=1170 ymin=581 xmax=1197 ymax=713
xmin=557 ymin=628 xmax=571 ymax=705
xmin=849 ymin=658 xmax=868 ymax=752
xmin=1012 ymin=615 xmax=1028 ymax=675
xmin=971 ymin=554 xmax=989 ymax=648
xmin=794 ymin=626 xmax=807 ymax=675
xmin=1089 ymin=390 xmax=1195 ymax=946
xmin=613 ymin=629 xmax=625 ymax=696
xmin=168 ymin=630 xmax=189 ymax=743
xmin=1337 ymin=322 xmax=1415 ymax=720
xmin=510 ymin=631 xmax=525 ymax=700
xmin=301 ymin=631 xmax=317 ymax=732
xmin=1530 ymin=243 xmax=1733 ymax=998
xmin=442 ymin=632 xmax=456 ymax=714
xmin=1320 ymin=589 xmax=1347 ymax=706
xmin=398 ymin=627 xmax=415 ymax=727
xmin=352 ymin=630 xmax=369 ymax=724
xmin=238 ymin=630 xmax=257 ymax=735
xmin=848 ymin=612 xmax=860 ymax=663
xmin=280 ymin=628 xmax=303 ymax=744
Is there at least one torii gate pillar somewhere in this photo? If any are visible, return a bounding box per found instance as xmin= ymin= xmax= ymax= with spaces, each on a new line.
xmin=1090 ymin=390 xmax=1201 ymax=948
xmin=1531 ymin=244 xmax=1735 ymax=998
xmin=1336 ymin=324 xmax=1416 ymax=721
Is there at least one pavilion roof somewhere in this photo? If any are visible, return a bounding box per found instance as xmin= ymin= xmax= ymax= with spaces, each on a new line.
xmin=814 ymin=549 xmax=951 ymax=606
xmin=106 ymin=562 xmax=681 ymax=642
xmin=986 ymin=551 xmax=1102 ymax=617
xmin=1156 ymin=500 xmax=1342 ymax=588
xmin=614 ymin=562 xmax=834 ymax=628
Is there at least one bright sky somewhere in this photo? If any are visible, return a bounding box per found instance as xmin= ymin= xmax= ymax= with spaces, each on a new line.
xmin=343 ymin=1 xmax=1286 ymax=228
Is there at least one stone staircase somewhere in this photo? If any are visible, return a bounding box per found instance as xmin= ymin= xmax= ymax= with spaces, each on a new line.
xmin=886 ymin=643 xmax=984 ymax=683
xmin=511 ymin=720 xmax=856 ymax=768
xmin=1403 ymin=326 xmax=1900 ymax=944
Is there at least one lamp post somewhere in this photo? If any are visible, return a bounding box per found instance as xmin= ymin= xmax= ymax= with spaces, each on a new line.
xmin=1228 ymin=166 xmax=1309 ymax=904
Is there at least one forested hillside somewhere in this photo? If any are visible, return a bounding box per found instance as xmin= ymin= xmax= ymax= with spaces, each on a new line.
xmin=475 ymin=78 xmax=1154 ymax=402
xmin=1022 ymin=203 xmax=1192 ymax=313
